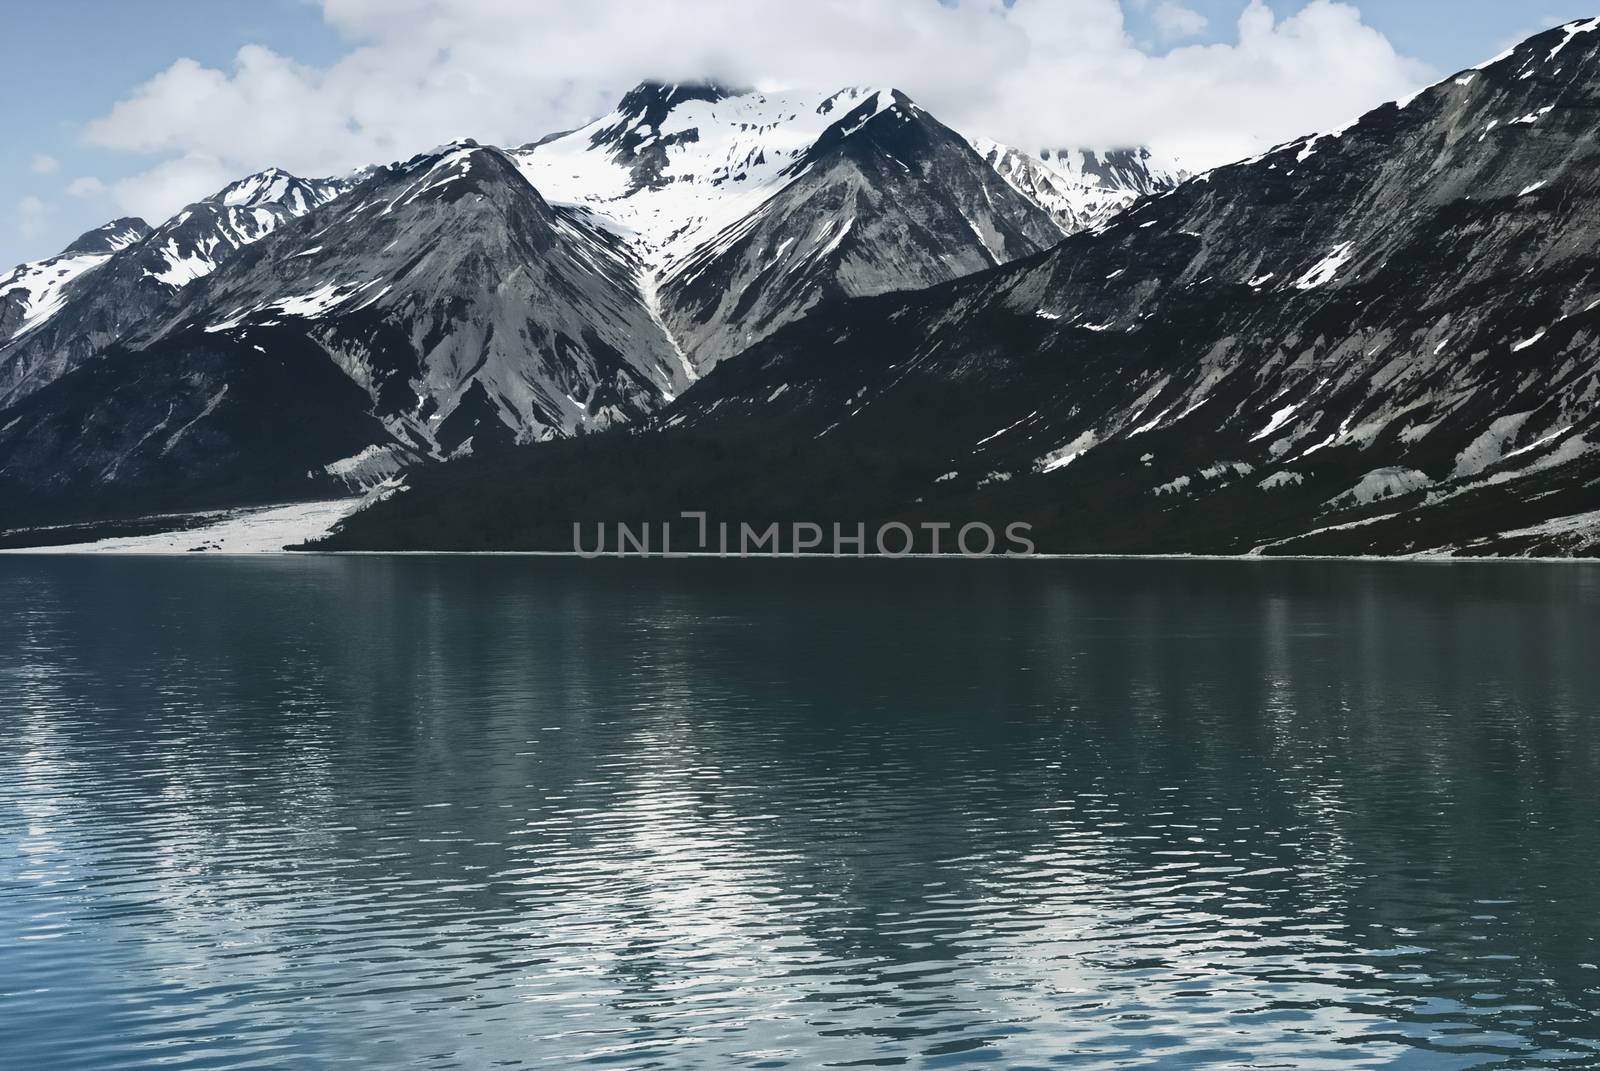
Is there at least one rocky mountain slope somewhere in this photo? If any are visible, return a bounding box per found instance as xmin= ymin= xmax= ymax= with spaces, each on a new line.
xmin=323 ymin=19 xmax=1600 ymax=558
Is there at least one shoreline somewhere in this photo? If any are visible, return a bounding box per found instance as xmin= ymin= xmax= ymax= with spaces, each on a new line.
xmin=5 ymin=546 xmax=1598 ymax=565
xmin=2 ymin=499 xmax=1594 ymax=565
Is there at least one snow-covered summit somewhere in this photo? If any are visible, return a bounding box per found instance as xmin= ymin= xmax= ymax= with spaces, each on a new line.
xmin=511 ymin=83 xmax=917 ymax=272
xmin=970 ymin=139 xmax=1188 ymax=235
xmin=207 ymin=167 xmax=356 ymax=214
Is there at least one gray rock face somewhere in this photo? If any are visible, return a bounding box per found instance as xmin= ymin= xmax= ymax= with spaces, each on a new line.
xmin=658 ymin=91 xmax=1065 ymax=368
xmin=0 ymin=144 xmax=691 ymax=520
xmin=151 ymin=143 xmax=689 ymax=445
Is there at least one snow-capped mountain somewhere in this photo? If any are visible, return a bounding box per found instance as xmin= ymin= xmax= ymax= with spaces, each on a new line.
xmin=0 ymin=170 xmax=354 ymax=411
xmin=970 ymin=140 xmax=1187 ymax=235
xmin=650 ymin=88 xmax=1065 ymax=367
xmin=325 ymin=19 xmax=1600 ymax=558
xmin=512 ymin=83 xmax=1063 ymax=370
xmin=512 ymin=82 xmax=862 ymax=271
xmin=153 ymin=143 xmax=686 ymax=446
xmin=0 ymin=82 xmax=1096 ymax=522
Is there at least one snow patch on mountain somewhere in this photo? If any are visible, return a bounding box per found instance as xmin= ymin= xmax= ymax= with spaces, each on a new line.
xmin=1038 ymin=430 xmax=1098 ymax=472
xmin=0 ymin=219 xmax=154 ymax=345
xmin=142 ymin=170 xmax=356 ymax=290
xmin=211 ymin=168 xmax=352 ymax=214
xmin=0 ymin=251 xmax=115 ymax=340
xmin=1294 ymin=243 xmax=1355 ymax=290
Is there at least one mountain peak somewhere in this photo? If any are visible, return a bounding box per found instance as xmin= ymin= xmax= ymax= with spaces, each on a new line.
xmin=1041 ymin=147 xmax=1188 ymax=195
xmin=793 ymin=87 xmax=928 ymax=165
xmin=1472 ymin=16 xmax=1600 ymax=76
xmin=516 ymin=83 xmax=931 ymax=272
xmin=585 ymin=81 xmax=752 ymax=194
xmin=207 ymin=167 xmax=301 ymax=207
xmin=599 ymin=81 xmax=744 ymax=152
xmin=204 ymin=168 xmax=354 ymax=214
xmin=614 ymin=81 xmax=739 ymax=122
xmin=970 ymin=139 xmax=1186 ymax=235
xmin=60 ymin=217 xmax=152 ymax=257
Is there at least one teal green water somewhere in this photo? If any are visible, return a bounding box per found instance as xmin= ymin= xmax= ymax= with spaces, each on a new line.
xmin=2 ymin=557 xmax=1599 ymax=1069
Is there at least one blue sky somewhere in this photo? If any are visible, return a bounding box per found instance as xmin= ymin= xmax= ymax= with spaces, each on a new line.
xmin=4 ymin=0 xmax=1596 ymax=270
xmin=3 ymin=0 xmax=342 ymax=265
xmin=1134 ymin=0 xmax=1592 ymax=59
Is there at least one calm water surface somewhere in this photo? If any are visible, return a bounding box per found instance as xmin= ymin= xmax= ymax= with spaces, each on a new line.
xmin=2 ymin=557 xmax=1599 ymax=1069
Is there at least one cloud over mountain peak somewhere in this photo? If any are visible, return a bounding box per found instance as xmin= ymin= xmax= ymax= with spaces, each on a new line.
xmin=77 ymin=0 xmax=1429 ymax=224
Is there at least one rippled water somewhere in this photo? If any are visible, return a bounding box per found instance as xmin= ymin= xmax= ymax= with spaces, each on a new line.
xmin=3 ymin=557 xmax=1600 ymax=1069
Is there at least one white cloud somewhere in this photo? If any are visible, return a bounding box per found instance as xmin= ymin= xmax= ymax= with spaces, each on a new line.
xmin=31 ymin=154 xmax=61 ymax=176
xmin=79 ymin=0 xmax=1434 ymax=221
xmin=1152 ymin=1 xmax=1209 ymax=42
xmin=17 ymin=196 xmax=53 ymax=241
xmin=66 ymin=176 xmax=109 ymax=199
xmin=103 ymin=155 xmax=238 ymax=224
